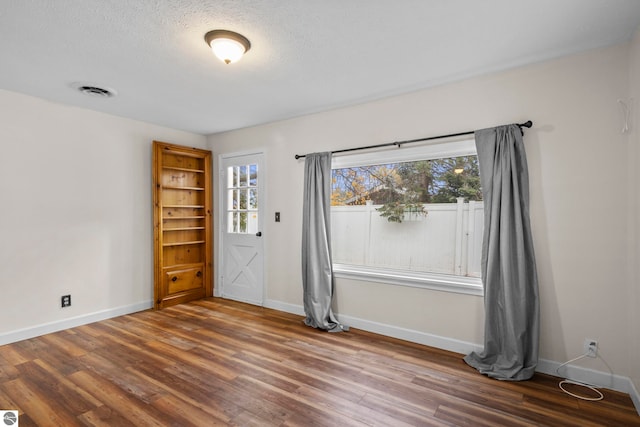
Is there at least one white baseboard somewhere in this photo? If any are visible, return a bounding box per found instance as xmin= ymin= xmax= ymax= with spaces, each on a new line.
xmin=536 ymin=358 xmax=633 ymax=395
xmin=265 ymin=299 xmax=483 ymax=354
xmin=263 ymin=299 xmax=305 ymax=316
xmin=631 ymin=381 xmax=640 ymax=416
xmin=0 ymin=300 xmax=153 ymax=346
xmin=336 ymin=312 xmax=484 ymax=355
xmin=536 ymin=359 xmax=640 ymax=414
xmin=263 ymin=299 xmax=640 ymax=415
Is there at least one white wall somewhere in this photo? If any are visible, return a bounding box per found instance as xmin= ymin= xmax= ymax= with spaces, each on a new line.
xmin=0 ymin=90 xmax=206 ymax=339
xmin=208 ymin=42 xmax=635 ymax=383
xmin=628 ymin=30 xmax=640 ymax=399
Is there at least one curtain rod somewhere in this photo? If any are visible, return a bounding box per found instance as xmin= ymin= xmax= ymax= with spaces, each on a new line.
xmin=294 ymin=120 xmax=533 ymax=160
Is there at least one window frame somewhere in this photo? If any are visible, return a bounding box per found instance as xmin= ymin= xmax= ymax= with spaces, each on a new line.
xmin=226 ymin=163 xmax=259 ymax=234
xmin=331 ymin=138 xmax=484 ymax=296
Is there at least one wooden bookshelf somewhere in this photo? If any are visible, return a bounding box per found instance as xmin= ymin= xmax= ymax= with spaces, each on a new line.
xmin=153 ymin=141 xmax=212 ymax=309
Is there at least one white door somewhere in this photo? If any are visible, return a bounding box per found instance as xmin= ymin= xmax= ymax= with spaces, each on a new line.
xmin=219 ymin=153 xmax=264 ymax=305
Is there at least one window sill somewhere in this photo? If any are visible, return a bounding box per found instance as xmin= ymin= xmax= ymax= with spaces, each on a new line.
xmin=333 ymin=264 xmax=484 ymax=296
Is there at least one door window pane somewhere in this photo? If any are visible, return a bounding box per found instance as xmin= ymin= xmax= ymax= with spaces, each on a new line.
xmin=249 ymin=164 xmax=258 ymax=186
xmin=239 ymin=165 xmax=247 ymax=187
xmin=228 ymin=212 xmax=238 ymax=233
xmin=249 ymin=188 xmax=258 ymax=209
xmin=231 ymin=166 xmax=238 ymax=188
xmin=239 ymin=190 xmax=247 ymax=210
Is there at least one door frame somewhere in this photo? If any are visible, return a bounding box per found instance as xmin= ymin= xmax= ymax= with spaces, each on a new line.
xmin=216 ymin=150 xmax=266 ymax=305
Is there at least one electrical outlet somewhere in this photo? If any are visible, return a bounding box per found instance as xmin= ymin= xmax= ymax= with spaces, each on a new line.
xmin=61 ymin=295 xmax=71 ymax=308
xmin=584 ymin=338 xmax=598 ymax=358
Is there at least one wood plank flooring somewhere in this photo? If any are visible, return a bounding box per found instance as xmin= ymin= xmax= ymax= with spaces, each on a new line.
xmin=0 ymin=298 xmax=638 ymax=426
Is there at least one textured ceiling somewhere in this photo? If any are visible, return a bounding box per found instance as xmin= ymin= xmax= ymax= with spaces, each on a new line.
xmin=1 ymin=1 xmax=640 ymax=135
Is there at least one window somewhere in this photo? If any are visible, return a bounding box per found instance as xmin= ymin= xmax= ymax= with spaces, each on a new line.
xmin=330 ymin=139 xmax=484 ymax=295
xmin=226 ymin=163 xmax=259 ymax=234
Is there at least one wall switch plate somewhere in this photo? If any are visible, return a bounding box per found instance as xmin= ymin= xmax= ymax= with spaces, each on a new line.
xmin=61 ymin=295 xmax=71 ymax=308
xmin=275 ymin=212 xmax=280 ymax=222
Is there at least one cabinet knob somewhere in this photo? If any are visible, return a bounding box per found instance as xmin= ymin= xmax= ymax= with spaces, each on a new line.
xmin=171 ymin=276 xmax=178 ymax=282
xmin=196 ymin=271 xmax=202 ymax=278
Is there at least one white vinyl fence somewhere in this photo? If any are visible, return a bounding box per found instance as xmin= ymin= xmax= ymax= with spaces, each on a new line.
xmin=331 ymin=198 xmax=484 ymax=278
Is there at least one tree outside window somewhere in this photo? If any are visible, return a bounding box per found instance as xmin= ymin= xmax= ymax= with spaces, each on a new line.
xmin=332 ymin=155 xmax=482 ymax=222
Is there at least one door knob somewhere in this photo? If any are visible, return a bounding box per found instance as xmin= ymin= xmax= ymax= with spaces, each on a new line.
xmin=256 ymin=231 xmax=262 ymax=237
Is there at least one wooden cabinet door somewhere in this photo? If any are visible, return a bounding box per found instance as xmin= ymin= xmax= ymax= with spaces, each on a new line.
xmin=153 ymin=141 xmax=212 ymax=309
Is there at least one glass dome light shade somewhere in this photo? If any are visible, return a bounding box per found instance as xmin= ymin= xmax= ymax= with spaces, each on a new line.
xmin=204 ymin=30 xmax=251 ymax=64
xmin=211 ymin=38 xmax=246 ymax=64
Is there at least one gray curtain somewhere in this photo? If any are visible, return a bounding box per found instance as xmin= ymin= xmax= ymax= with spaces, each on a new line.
xmin=464 ymin=124 xmax=539 ymax=381
xmin=301 ymin=152 xmax=345 ymax=332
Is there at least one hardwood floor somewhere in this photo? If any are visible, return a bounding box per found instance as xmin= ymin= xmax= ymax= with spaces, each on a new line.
xmin=0 ymin=298 xmax=638 ymax=426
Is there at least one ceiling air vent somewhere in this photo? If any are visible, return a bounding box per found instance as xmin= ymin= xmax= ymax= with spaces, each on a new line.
xmin=71 ymin=82 xmax=117 ymax=98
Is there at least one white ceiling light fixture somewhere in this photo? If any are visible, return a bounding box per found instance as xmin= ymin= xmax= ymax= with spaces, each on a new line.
xmin=204 ymin=30 xmax=251 ymax=64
